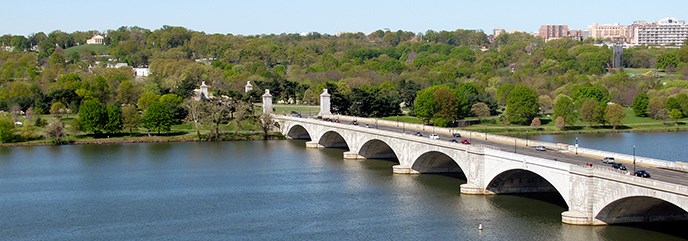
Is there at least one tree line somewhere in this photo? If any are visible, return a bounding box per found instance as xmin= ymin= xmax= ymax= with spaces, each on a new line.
xmin=2 ymin=25 xmax=688 ymax=143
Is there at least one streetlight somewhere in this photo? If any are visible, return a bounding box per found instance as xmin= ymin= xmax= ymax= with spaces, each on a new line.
xmin=633 ymin=145 xmax=636 ymax=173
xmin=575 ymin=137 xmax=579 ymax=155
xmin=514 ymin=138 xmax=517 ymax=153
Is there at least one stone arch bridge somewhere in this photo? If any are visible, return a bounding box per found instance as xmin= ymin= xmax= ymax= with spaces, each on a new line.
xmin=275 ymin=115 xmax=688 ymax=225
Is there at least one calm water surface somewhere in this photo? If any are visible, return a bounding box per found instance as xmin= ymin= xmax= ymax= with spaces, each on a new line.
xmin=0 ymin=141 xmax=686 ymax=240
xmin=532 ymin=131 xmax=688 ymax=162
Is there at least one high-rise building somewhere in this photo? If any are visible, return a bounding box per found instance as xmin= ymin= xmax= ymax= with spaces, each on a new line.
xmin=633 ymin=17 xmax=688 ymax=46
xmin=539 ymin=25 xmax=569 ymax=41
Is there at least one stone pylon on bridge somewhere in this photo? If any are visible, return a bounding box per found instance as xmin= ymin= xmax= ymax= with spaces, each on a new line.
xmin=319 ymin=89 xmax=332 ymax=116
xmin=262 ymin=89 xmax=272 ymax=114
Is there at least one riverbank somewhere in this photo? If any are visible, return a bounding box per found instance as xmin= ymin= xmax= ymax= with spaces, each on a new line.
xmin=0 ymin=131 xmax=285 ymax=147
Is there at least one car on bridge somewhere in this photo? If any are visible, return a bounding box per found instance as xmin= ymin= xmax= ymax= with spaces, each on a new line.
xmin=634 ymin=170 xmax=651 ymax=178
xmin=460 ymin=139 xmax=471 ymax=145
xmin=535 ymin=146 xmax=546 ymax=151
xmin=602 ymin=157 xmax=616 ymax=164
xmin=612 ymin=163 xmax=627 ymax=170
xmin=415 ymin=132 xmax=423 ymax=137
xmin=429 ymin=133 xmax=439 ymax=140
xmin=450 ymin=139 xmax=459 ymax=143
xmin=452 ymin=133 xmax=461 ymax=138
xmin=352 ymin=120 xmax=358 ymax=125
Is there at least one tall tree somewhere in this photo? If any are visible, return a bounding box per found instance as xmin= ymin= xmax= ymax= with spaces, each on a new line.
xmin=78 ymin=99 xmax=107 ymax=135
xmin=604 ymin=103 xmax=626 ymax=129
xmin=143 ymin=101 xmax=172 ymax=134
xmin=104 ymin=104 xmax=122 ymax=133
xmin=553 ymin=95 xmax=578 ymax=128
xmin=121 ymin=104 xmax=141 ymax=135
xmin=632 ymin=92 xmax=649 ymax=117
xmin=505 ymin=85 xmax=539 ymax=125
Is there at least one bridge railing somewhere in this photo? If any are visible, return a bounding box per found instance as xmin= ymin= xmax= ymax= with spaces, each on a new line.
xmin=275 ymin=114 xmax=493 ymax=152
xmin=307 ymin=114 xmax=687 ymax=172
xmin=571 ymin=164 xmax=688 ymax=195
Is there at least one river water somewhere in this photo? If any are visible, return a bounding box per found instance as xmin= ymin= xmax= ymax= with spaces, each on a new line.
xmin=531 ymin=131 xmax=688 ymax=162
xmin=0 ymin=141 xmax=686 ymax=240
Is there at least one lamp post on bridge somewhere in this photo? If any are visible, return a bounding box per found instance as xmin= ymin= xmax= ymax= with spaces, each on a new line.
xmin=514 ymin=139 xmax=517 ymax=153
xmin=575 ymin=137 xmax=579 ymax=155
xmin=633 ymin=145 xmax=636 ymax=173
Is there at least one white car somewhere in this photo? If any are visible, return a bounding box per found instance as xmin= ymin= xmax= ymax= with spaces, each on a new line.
xmin=602 ymin=157 xmax=616 ymax=164
xmin=429 ymin=133 xmax=439 ymax=140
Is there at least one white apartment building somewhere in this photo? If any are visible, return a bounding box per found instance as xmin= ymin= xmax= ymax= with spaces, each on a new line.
xmin=633 ymin=17 xmax=688 ymax=46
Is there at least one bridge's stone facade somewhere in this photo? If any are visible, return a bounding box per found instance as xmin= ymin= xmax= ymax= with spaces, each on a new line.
xmin=276 ymin=115 xmax=688 ymax=225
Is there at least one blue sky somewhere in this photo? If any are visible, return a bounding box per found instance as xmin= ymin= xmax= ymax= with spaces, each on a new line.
xmin=1 ymin=0 xmax=686 ymax=36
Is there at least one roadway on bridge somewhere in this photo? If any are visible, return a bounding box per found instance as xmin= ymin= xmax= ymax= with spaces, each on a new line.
xmin=315 ymin=118 xmax=688 ymax=186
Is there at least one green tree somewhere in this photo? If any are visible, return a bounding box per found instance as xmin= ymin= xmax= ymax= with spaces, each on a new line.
xmin=413 ymin=86 xmax=438 ymax=122
xmin=143 ymin=101 xmax=172 ymax=134
xmin=669 ymin=109 xmax=683 ymax=124
xmin=104 ymin=104 xmax=122 ymax=133
xmin=433 ymin=87 xmax=458 ymax=122
xmin=78 ymin=99 xmax=107 ymax=134
xmin=50 ymin=102 xmax=67 ymax=117
xmin=632 ymin=92 xmax=649 ymax=117
xmin=505 ymin=85 xmax=539 ymax=124
xmin=579 ymin=98 xmax=600 ymax=127
xmin=604 ymin=103 xmax=626 ymax=129
xmin=0 ymin=115 xmax=16 ymax=143
xmin=656 ymin=51 xmax=680 ymax=69
xmin=121 ymin=104 xmax=141 ymax=135
xmin=553 ymin=95 xmax=577 ymax=128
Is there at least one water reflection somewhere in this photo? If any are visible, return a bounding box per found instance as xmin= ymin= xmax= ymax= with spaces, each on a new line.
xmin=0 ymin=141 xmax=687 ymax=240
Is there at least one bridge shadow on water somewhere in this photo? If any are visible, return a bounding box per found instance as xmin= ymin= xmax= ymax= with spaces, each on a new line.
xmin=612 ymin=221 xmax=688 ymax=240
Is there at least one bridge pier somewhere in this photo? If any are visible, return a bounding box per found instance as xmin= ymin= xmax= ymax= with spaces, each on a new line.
xmin=392 ymin=165 xmax=419 ymax=174
xmin=305 ymin=141 xmax=323 ymax=148
xmin=459 ymin=183 xmax=484 ymax=195
xmin=343 ymin=151 xmax=365 ymax=160
xmin=561 ymin=211 xmax=593 ymax=225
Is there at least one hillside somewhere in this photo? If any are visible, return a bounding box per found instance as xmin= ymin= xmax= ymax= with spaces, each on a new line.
xmin=63 ymin=44 xmax=108 ymax=56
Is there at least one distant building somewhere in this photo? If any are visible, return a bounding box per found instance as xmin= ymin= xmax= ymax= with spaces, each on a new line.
xmin=633 ymin=17 xmax=688 ymax=46
xmin=86 ymin=35 xmax=104 ymax=45
xmin=539 ymin=25 xmax=569 ymax=41
xmin=493 ymin=28 xmax=506 ymax=37
xmin=589 ymin=23 xmax=627 ymax=42
xmin=107 ymin=63 xmax=128 ymax=68
xmin=133 ymin=67 xmax=150 ymax=77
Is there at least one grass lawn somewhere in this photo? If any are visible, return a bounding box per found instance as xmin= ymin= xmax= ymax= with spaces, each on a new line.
xmin=64 ymin=44 xmax=109 ymax=56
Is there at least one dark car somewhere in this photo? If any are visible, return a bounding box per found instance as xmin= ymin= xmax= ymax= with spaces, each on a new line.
xmin=612 ymin=163 xmax=627 ymax=170
xmin=460 ymin=139 xmax=471 ymax=145
xmin=352 ymin=120 xmax=358 ymax=125
xmin=634 ymin=170 xmax=651 ymax=178
xmin=450 ymin=139 xmax=459 ymax=143
xmin=414 ymin=132 xmax=423 ymax=137
xmin=452 ymin=133 xmax=461 ymax=138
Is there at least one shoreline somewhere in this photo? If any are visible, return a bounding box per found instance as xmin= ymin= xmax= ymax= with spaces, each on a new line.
xmin=0 ymin=133 xmax=285 ymax=147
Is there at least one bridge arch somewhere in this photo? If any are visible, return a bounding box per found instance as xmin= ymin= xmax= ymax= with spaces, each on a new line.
xmin=486 ymin=169 xmax=568 ymax=208
xmin=286 ymin=124 xmax=311 ymax=140
xmin=319 ymin=130 xmax=349 ymax=149
xmin=411 ymin=151 xmax=464 ymax=175
xmin=595 ymin=196 xmax=688 ymax=224
xmin=358 ymin=139 xmax=398 ymax=161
